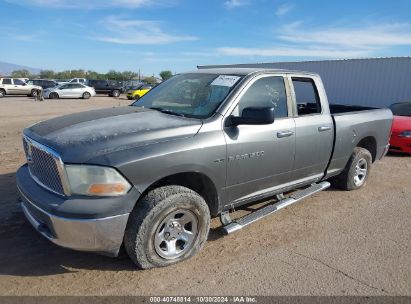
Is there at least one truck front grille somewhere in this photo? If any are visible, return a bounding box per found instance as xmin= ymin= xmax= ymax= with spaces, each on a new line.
xmin=23 ymin=136 xmax=67 ymax=196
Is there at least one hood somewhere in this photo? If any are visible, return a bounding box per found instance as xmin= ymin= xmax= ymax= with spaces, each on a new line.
xmin=24 ymin=106 xmax=202 ymax=163
xmin=392 ymin=115 xmax=411 ymax=132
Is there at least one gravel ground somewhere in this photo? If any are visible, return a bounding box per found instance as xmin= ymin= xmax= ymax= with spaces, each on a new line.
xmin=0 ymin=96 xmax=410 ymax=296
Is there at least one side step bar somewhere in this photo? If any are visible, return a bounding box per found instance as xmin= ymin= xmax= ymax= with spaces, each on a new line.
xmin=223 ymin=181 xmax=330 ymax=235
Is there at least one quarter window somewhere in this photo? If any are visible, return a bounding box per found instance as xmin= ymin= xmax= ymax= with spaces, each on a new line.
xmin=2 ymin=78 xmax=12 ymax=84
xmin=234 ymin=76 xmax=288 ymax=118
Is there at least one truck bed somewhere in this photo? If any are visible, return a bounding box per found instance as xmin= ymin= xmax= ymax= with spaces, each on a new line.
xmin=325 ymin=106 xmax=393 ymax=178
xmin=329 ymin=104 xmax=378 ymax=114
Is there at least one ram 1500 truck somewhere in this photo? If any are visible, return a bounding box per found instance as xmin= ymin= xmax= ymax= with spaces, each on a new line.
xmin=16 ymin=68 xmax=393 ymax=269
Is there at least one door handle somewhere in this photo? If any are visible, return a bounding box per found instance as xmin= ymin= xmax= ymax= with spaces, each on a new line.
xmin=277 ymin=130 xmax=294 ymax=138
xmin=318 ymin=126 xmax=332 ymax=132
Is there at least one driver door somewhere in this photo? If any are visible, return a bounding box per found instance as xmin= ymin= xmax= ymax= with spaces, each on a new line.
xmin=223 ymin=75 xmax=296 ymax=205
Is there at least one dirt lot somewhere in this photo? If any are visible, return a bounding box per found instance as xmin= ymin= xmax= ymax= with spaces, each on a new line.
xmin=0 ymin=96 xmax=410 ymax=296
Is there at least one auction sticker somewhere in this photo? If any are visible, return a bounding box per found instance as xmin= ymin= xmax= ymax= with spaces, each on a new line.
xmin=211 ymin=75 xmax=241 ymax=87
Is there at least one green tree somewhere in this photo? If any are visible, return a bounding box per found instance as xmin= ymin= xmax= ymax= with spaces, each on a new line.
xmin=159 ymin=70 xmax=173 ymax=81
xmin=106 ymin=70 xmax=123 ymax=80
xmin=121 ymin=71 xmax=138 ymax=80
xmin=11 ymin=69 xmax=32 ymax=78
xmin=39 ymin=70 xmax=55 ymax=79
xmin=143 ymin=76 xmax=157 ymax=85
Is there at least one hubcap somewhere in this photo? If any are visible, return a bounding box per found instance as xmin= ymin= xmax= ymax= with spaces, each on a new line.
xmin=154 ymin=209 xmax=198 ymax=260
xmin=354 ymin=158 xmax=367 ymax=186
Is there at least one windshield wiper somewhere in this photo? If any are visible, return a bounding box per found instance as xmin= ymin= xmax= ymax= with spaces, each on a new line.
xmin=148 ymin=107 xmax=186 ymax=117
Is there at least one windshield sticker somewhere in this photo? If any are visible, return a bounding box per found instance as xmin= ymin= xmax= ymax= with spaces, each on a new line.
xmin=211 ymin=75 xmax=241 ymax=87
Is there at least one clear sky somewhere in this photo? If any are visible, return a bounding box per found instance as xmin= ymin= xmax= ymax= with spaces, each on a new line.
xmin=1 ymin=0 xmax=411 ymax=76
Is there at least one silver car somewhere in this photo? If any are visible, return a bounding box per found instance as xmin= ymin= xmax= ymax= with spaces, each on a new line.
xmin=43 ymin=83 xmax=96 ymax=99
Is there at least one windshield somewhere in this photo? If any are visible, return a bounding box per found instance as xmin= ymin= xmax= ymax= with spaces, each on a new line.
xmin=131 ymin=73 xmax=242 ymax=118
xmin=389 ymin=102 xmax=411 ymax=117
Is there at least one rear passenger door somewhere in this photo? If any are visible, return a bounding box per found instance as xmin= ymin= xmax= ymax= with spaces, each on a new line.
xmin=224 ymin=75 xmax=296 ymax=204
xmin=12 ymin=79 xmax=30 ymax=94
xmin=289 ymin=76 xmax=334 ymax=182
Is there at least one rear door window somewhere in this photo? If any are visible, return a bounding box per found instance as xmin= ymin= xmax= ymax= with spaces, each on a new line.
xmin=292 ymin=77 xmax=322 ymax=115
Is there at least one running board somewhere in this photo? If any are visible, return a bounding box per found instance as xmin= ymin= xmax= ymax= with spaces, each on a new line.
xmin=223 ymin=181 xmax=330 ymax=235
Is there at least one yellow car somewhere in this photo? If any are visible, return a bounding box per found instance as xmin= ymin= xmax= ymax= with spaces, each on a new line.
xmin=127 ymin=84 xmax=153 ymax=100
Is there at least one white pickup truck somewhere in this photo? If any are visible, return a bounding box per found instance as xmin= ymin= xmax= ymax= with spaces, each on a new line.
xmin=0 ymin=78 xmax=42 ymax=98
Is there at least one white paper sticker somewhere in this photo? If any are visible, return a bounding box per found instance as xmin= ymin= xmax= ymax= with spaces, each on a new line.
xmin=211 ymin=75 xmax=241 ymax=87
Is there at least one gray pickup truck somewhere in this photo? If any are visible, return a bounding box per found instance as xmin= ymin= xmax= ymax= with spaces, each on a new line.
xmin=17 ymin=68 xmax=392 ymax=269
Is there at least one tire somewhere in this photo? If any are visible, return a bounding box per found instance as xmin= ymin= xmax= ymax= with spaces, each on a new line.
xmin=31 ymin=89 xmax=38 ymax=97
xmin=124 ymin=186 xmax=210 ymax=269
xmin=111 ymin=90 xmax=120 ymax=97
xmin=0 ymin=89 xmax=5 ymax=98
xmin=49 ymin=92 xmax=59 ymax=99
xmin=134 ymin=95 xmax=140 ymax=101
xmin=82 ymin=92 xmax=91 ymax=99
xmin=331 ymin=147 xmax=372 ymax=191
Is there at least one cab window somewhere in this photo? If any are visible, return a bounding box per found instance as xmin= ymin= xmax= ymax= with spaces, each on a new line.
xmin=233 ymin=76 xmax=288 ymax=119
xmin=292 ymin=77 xmax=321 ymax=115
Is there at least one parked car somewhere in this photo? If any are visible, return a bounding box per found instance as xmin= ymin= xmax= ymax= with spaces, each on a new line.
xmin=0 ymin=78 xmax=42 ymax=97
xmin=17 ymin=68 xmax=392 ymax=269
xmin=126 ymin=84 xmax=153 ymax=100
xmin=27 ymin=79 xmax=58 ymax=89
xmin=43 ymin=83 xmax=96 ymax=99
xmin=388 ymin=102 xmax=411 ymax=154
xmin=54 ymin=79 xmax=69 ymax=85
xmin=87 ymin=79 xmax=125 ymax=97
xmin=69 ymin=78 xmax=87 ymax=84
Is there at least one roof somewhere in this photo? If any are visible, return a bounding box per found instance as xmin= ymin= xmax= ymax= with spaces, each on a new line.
xmin=198 ymin=56 xmax=411 ymax=69
xmin=191 ymin=67 xmax=316 ymax=76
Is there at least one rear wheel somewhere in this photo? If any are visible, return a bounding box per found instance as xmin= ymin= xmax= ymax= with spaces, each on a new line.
xmin=331 ymin=147 xmax=372 ymax=190
xmin=111 ymin=90 xmax=120 ymax=97
xmin=82 ymin=92 xmax=91 ymax=99
xmin=31 ymin=89 xmax=38 ymax=97
xmin=49 ymin=92 xmax=59 ymax=99
xmin=0 ymin=89 xmax=5 ymax=98
xmin=124 ymin=186 xmax=210 ymax=269
xmin=134 ymin=95 xmax=140 ymax=101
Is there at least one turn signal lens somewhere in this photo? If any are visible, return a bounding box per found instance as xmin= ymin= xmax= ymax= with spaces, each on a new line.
xmin=88 ymin=183 xmax=128 ymax=195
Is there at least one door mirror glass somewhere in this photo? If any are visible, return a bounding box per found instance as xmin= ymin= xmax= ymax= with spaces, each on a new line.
xmin=230 ymin=107 xmax=275 ymax=126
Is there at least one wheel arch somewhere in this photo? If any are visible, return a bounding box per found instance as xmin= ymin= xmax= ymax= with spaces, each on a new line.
xmin=138 ymin=172 xmax=220 ymax=217
xmin=356 ymin=136 xmax=377 ymax=162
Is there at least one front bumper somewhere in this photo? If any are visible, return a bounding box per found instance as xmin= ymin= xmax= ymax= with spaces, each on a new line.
xmin=17 ymin=165 xmax=140 ymax=256
xmin=389 ymin=136 xmax=411 ymax=154
xmin=20 ymin=197 xmax=129 ymax=257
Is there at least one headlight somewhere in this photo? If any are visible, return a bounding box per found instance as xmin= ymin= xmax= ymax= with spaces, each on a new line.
xmin=65 ymin=165 xmax=131 ymax=196
xmin=399 ymin=130 xmax=411 ymax=138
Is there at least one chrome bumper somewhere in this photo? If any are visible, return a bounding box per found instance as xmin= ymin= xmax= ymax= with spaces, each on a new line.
xmin=20 ymin=197 xmax=129 ymax=257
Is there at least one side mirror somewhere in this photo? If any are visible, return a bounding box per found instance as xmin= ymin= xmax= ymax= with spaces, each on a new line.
xmin=229 ymin=107 xmax=275 ymax=126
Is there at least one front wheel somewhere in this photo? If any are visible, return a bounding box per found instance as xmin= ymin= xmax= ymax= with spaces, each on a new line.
xmin=124 ymin=186 xmax=210 ymax=269
xmin=49 ymin=92 xmax=59 ymax=99
xmin=331 ymin=147 xmax=372 ymax=190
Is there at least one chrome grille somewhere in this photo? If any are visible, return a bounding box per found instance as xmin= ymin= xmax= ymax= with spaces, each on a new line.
xmin=23 ymin=137 xmax=66 ymax=196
